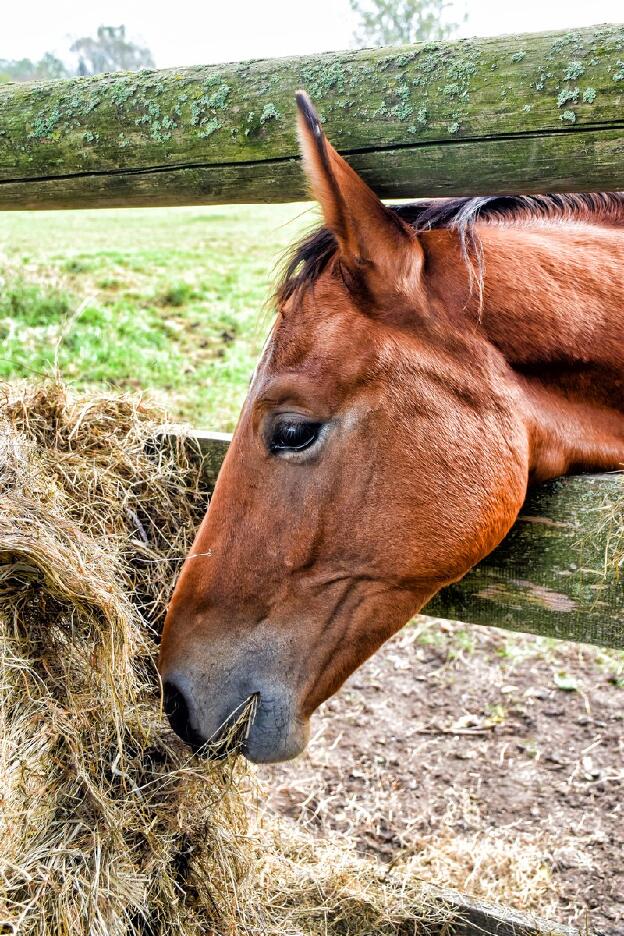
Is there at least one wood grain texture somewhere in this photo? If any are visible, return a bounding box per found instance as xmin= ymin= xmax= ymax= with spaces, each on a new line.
xmin=2 ymin=24 xmax=624 ymax=209
xmin=432 ymin=886 xmax=589 ymax=936
xmin=186 ymin=433 xmax=623 ymax=651
xmin=427 ymin=474 xmax=623 ymax=649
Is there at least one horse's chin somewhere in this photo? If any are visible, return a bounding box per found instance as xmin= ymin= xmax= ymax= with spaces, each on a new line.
xmin=190 ymin=725 xmax=309 ymax=764
xmin=243 ymin=717 xmax=310 ymax=764
xmin=190 ymin=712 xmax=309 ymax=764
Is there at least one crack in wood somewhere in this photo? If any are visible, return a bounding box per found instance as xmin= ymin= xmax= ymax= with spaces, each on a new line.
xmin=3 ymin=124 xmax=624 ymax=189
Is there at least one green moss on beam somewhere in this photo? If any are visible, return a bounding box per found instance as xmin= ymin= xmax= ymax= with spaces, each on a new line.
xmin=1 ymin=23 xmax=624 ymax=209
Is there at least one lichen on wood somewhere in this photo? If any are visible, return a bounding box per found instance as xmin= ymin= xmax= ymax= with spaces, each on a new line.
xmin=1 ymin=23 xmax=624 ymax=209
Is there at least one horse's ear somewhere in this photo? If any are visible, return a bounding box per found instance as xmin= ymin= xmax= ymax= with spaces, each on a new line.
xmin=295 ymin=91 xmax=423 ymax=295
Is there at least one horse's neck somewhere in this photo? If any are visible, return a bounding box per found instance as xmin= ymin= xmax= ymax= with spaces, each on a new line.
xmin=479 ymin=222 xmax=624 ymax=382
xmin=475 ymin=221 xmax=624 ymax=479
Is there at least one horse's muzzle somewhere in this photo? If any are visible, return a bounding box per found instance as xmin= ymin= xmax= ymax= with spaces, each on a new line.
xmin=163 ymin=679 xmax=259 ymax=760
xmin=160 ymin=644 xmax=310 ymax=762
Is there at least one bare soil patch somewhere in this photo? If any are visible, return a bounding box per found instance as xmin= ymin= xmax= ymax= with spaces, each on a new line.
xmin=265 ymin=618 xmax=624 ymax=934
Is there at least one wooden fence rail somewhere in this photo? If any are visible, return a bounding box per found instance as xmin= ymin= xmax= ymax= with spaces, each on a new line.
xmin=189 ymin=431 xmax=624 ymax=651
xmin=1 ymin=23 xmax=624 ymax=210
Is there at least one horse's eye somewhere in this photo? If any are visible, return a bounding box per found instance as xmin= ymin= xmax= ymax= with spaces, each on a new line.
xmin=268 ymin=418 xmax=323 ymax=454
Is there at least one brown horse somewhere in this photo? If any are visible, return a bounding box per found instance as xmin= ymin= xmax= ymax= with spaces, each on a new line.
xmin=159 ymin=92 xmax=624 ymax=763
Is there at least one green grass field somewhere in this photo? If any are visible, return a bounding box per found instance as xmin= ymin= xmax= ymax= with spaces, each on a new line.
xmin=0 ymin=204 xmax=316 ymax=429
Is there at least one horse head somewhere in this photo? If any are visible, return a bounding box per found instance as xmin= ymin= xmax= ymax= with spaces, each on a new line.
xmin=158 ymin=93 xmax=540 ymax=762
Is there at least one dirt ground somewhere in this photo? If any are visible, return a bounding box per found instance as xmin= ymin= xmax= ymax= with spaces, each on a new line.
xmin=264 ymin=617 xmax=624 ymax=934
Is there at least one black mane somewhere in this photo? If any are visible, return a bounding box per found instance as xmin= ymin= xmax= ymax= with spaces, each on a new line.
xmin=276 ymin=192 xmax=624 ymax=304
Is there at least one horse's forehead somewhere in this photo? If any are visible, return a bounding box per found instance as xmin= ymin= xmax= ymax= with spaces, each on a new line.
xmin=263 ymin=315 xmax=375 ymax=396
xmin=270 ymin=281 xmax=373 ymax=367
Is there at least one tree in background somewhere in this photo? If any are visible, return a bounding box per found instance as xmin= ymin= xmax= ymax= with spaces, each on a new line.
xmin=0 ymin=26 xmax=155 ymax=83
xmin=350 ymin=0 xmax=465 ymax=46
xmin=0 ymin=52 xmax=69 ymax=83
xmin=70 ymin=25 xmax=155 ymax=75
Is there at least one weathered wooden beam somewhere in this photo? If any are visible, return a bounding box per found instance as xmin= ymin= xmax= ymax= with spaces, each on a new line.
xmin=427 ymin=474 xmax=623 ymax=650
xmin=186 ymin=432 xmax=624 ymax=651
xmin=432 ymin=886 xmax=590 ymax=936
xmin=189 ymin=430 xmax=232 ymax=487
xmin=1 ymin=24 xmax=624 ymax=210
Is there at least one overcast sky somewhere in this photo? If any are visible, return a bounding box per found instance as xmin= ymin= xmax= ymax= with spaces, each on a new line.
xmin=2 ymin=0 xmax=623 ymax=68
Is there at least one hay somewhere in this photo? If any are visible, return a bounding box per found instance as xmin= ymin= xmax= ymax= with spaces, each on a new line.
xmin=0 ymin=382 xmax=252 ymax=935
xmin=597 ymin=483 xmax=624 ymax=579
xmin=250 ymin=818 xmax=456 ymax=936
xmin=0 ymin=381 xmax=457 ymax=935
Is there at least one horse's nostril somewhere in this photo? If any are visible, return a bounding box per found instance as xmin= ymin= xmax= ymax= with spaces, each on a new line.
xmin=163 ymin=680 xmax=194 ymax=745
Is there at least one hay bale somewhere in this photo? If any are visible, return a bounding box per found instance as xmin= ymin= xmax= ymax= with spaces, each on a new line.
xmin=0 ymin=382 xmax=250 ymax=934
xmin=0 ymin=381 xmax=457 ymax=936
